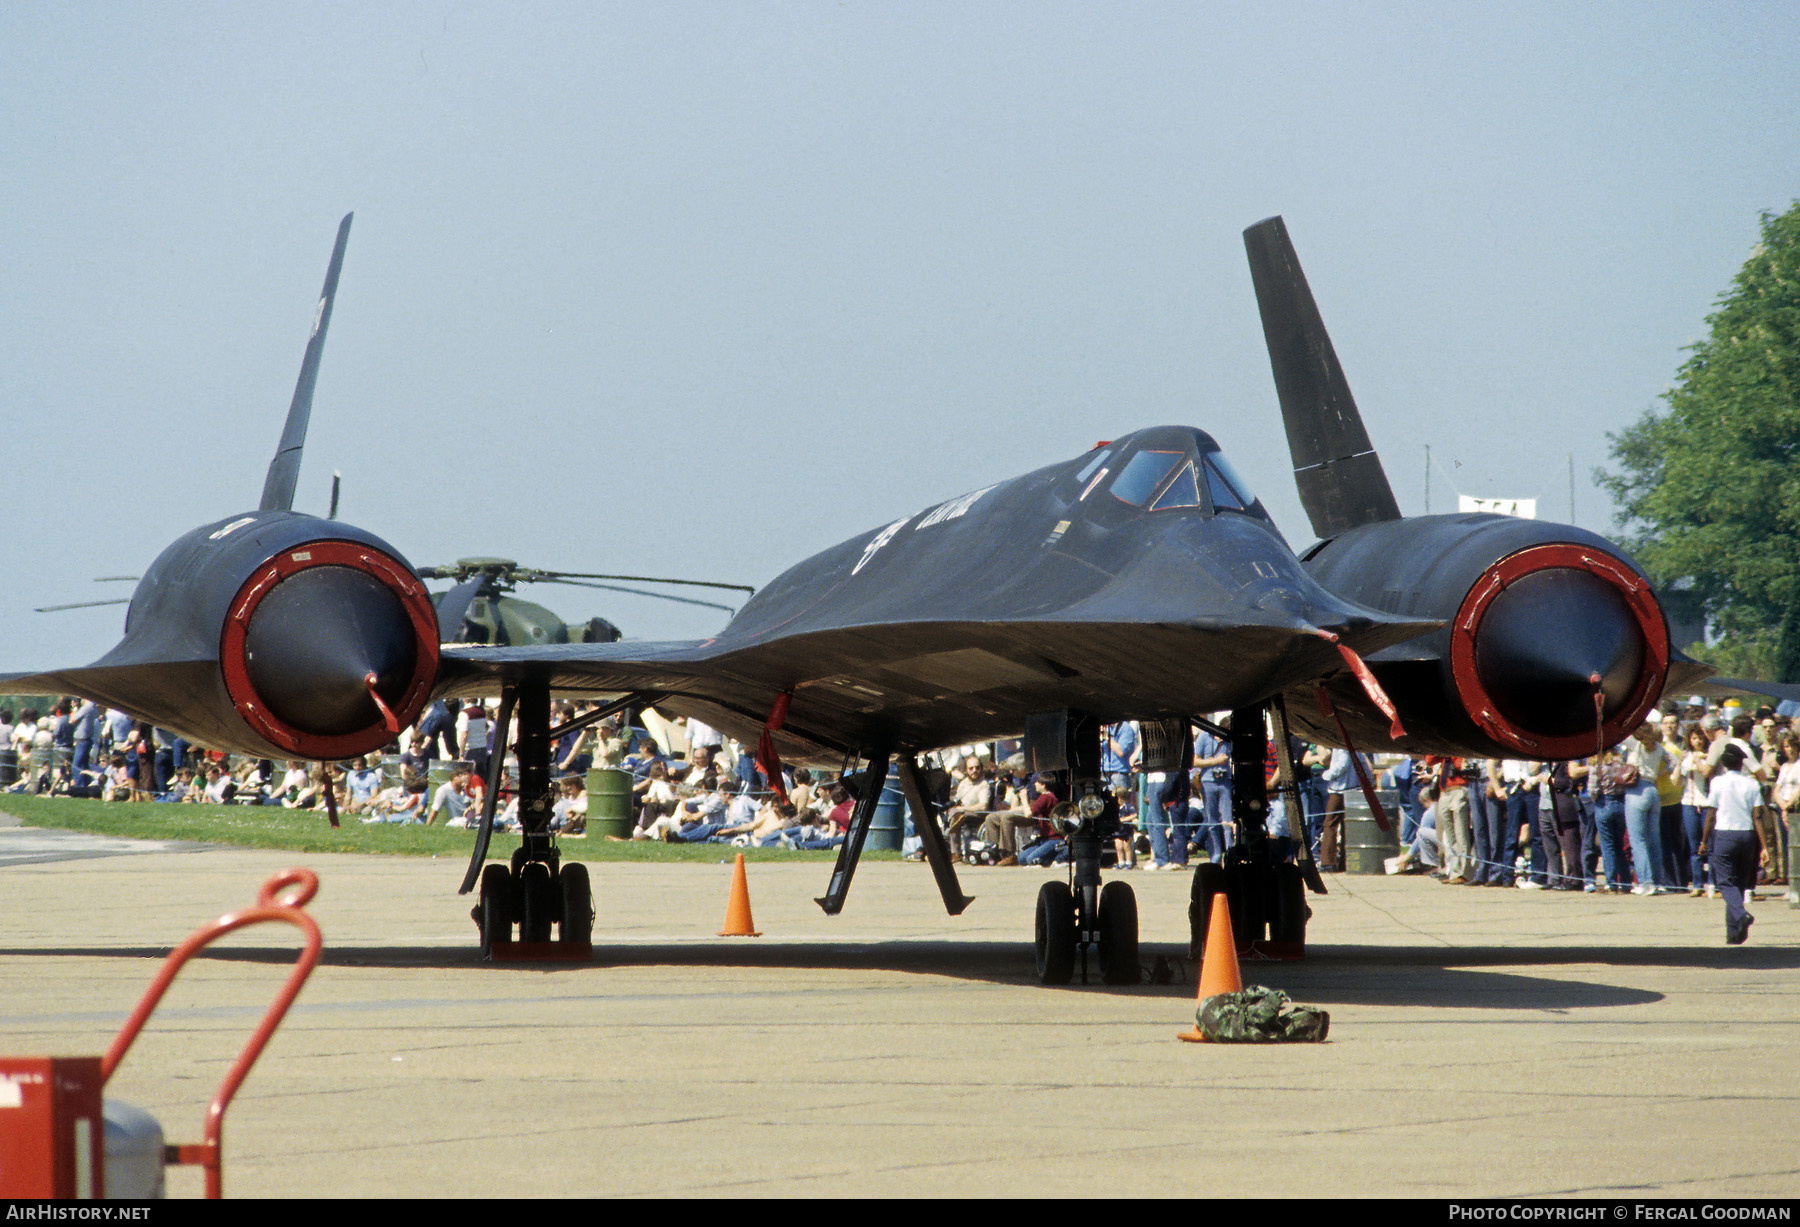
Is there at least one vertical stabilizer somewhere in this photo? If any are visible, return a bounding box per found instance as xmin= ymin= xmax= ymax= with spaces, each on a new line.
xmin=260 ymin=213 xmax=353 ymax=512
xmin=1244 ymin=216 xmax=1401 ymax=540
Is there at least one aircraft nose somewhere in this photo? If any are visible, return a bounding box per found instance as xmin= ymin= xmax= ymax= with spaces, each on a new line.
xmin=242 ymin=565 xmax=420 ymax=737
xmin=1470 ymin=567 xmax=1646 ymax=740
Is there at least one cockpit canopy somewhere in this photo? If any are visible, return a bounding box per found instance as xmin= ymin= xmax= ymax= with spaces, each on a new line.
xmin=1071 ymin=427 xmax=1268 ymax=521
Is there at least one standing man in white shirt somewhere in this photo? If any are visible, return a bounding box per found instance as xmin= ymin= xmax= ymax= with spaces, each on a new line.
xmin=1700 ymin=744 xmax=1764 ymax=945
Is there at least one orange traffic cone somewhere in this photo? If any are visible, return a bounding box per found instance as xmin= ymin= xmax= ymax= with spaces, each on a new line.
xmin=718 ymin=853 xmax=762 ymax=937
xmin=1178 ymin=892 xmax=1242 ymax=1042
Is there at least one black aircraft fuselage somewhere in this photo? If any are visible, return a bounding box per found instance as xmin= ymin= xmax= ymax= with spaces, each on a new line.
xmin=7 ymin=214 xmax=1693 ymax=790
xmin=440 ymin=423 xmax=1445 ymax=762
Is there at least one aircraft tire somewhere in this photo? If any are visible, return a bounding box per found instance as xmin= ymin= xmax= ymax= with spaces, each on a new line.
xmin=519 ymin=861 xmax=554 ymax=943
xmin=1224 ymin=859 xmax=1267 ymax=947
xmin=1189 ymin=862 xmax=1227 ymax=960
xmin=558 ymin=861 xmax=593 ymax=945
xmin=1267 ymin=862 xmax=1308 ymax=945
xmin=1034 ymin=880 xmax=1076 ymax=985
xmin=478 ymin=863 xmax=512 ymax=956
xmin=1097 ymin=880 xmax=1140 ymax=985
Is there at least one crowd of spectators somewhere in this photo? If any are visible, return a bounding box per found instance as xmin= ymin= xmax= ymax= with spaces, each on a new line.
xmin=4 ymin=691 xmax=1794 ymax=930
xmin=1386 ymin=699 xmax=1795 ymax=909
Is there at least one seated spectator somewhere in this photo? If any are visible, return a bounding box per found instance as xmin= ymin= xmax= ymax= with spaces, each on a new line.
xmin=491 ymin=794 xmax=519 ymax=833
xmin=669 ymin=744 xmax=716 ymax=786
xmin=364 ymin=771 xmax=427 ymax=823
xmin=550 ymin=775 xmax=587 ymax=834
xmin=1018 ymin=786 xmax=1070 ymax=866
xmin=783 ymin=767 xmax=816 ymax=812
xmin=236 ymin=759 xmax=277 ymax=806
xmin=272 ymin=761 xmax=308 ymax=805
xmin=943 ymin=754 xmax=1003 ymax=861
xmin=156 ymin=766 xmax=198 ymax=803
xmin=631 ymin=760 xmax=679 ymax=837
xmin=973 ymin=758 xmax=1042 ymax=866
xmin=623 ymin=735 xmax=665 ymax=777
xmin=52 ymin=757 xmax=104 ymax=799
xmin=732 ymin=800 xmax=802 ymax=846
xmin=637 ymin=767 xmax=717 ymax=841
xmin=103 ymin=753 xmax=135 ymax=802
xmin=426 ymin=766 xmax=476 ymax=826
xmin=344 ymin=757 xmax=382 ymax=814
xmin=669 ymin=773 xmax=732 ymax=842
xmin=201 ymin=763 xmax=237 ymax=804
xmin=788 ymin=784 xmax=851 ymax=850
xmin=285 ymin=766 xmax=328 ymax=810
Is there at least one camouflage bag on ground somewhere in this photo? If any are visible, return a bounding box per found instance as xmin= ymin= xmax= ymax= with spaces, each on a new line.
xmin=1195 ymin=985 xmax=1330 ymax=1043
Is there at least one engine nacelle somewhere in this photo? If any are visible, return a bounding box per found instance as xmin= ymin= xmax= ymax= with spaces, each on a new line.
xmin=1298 ymin=514 xmax=1670 ymax=759
xmin=100 ymin=511 xmax=439 ymax=759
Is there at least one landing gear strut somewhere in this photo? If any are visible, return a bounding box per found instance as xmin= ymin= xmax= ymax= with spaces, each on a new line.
xmin=1032 ymin=797 xmax=1140 ymax=985
xmin=462 ymin=677 xmax=595 ymax=958
xmin=1188 ymin=701 xmax=1316 ymax=961
xmin=1027 ymin=711 xmax=1138 ymax=986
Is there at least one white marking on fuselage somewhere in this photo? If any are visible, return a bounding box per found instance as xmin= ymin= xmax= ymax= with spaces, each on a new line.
xmin=852 ymin=517 xmax=911 ymax=575
xmin=209 ymin=516 xmax=257 ymax=540
xmin=914 ymin=484 xmax=995 ymax=530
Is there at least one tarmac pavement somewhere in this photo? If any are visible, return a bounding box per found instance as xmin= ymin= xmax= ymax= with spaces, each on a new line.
xmin=1 ymin=817 xmax=1796 ymax=1198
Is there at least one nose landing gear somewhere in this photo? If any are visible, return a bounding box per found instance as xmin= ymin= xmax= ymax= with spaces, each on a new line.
xmin=1032 ymin=823 xmax=1143 ymax=986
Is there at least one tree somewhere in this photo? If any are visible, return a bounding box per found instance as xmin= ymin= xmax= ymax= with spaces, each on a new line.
xmin=1598 ymin=202 xmax=1800 ymax=682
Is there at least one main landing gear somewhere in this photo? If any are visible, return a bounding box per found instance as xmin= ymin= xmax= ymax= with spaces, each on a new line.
xmin=1187 ymin=700 xmax=1318 ymax=961
xmin=475 ymin=850 xmax=594 ymax=956
xmin=1187 ymin=854 xmax=1307 ymax=961
xmin=460 ymin=677 xmax=598 ymax=958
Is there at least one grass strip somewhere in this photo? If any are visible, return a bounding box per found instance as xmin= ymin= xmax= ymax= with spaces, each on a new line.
xmin=0 ymin=793 xmax=883 ymax=863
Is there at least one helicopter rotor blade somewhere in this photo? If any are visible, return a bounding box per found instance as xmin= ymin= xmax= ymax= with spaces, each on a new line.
xmin=35 ymin=598 xmax=132 ymax=613
xmin=544 ymin=578 xmax=737 ymax=614
xmin=527 ymin=570 xmax=755 ymax=596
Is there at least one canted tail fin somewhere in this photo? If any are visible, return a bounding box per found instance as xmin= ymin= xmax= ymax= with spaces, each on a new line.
xmin=260 ymin=212 xmax=353 ymax=512
xmin=1244 ymin=216 xmax=1401 ymax=540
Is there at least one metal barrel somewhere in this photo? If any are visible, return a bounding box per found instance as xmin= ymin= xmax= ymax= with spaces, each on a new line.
xmin=587 ymin=768 xmax=635 ymax=840
xmin=1345 ymin=789 xmax=1401 ymax=874
xmin=866 ymin=766 xmax=906 ymax=852
xmin=0 ymin=748 xmax=15 ymax=786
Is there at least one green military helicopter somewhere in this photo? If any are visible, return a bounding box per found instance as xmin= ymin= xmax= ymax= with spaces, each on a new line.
xmin=419 ymin=558 xmax=756 ymax=646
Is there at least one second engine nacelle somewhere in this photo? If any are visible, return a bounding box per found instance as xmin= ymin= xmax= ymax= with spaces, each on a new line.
xmin=1296 ymin=513 xmax=1670 ymax=760
xmin=97 ymin=511 xmax=440 ymax=759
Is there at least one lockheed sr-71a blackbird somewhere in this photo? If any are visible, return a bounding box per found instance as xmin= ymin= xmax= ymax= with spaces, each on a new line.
xmin=4 ymin=214 xmax=1708 ymax=980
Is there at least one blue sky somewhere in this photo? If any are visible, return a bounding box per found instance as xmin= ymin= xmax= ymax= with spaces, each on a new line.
xmin=3 ymin=2 xmax=1797 ymax=666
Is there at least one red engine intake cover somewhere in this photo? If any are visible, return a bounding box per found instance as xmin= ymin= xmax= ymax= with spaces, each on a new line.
xmin=1448 ymin=543 xmax=1669 ymax=759
xmin=219 ymin=540 xmax=439 ymax=759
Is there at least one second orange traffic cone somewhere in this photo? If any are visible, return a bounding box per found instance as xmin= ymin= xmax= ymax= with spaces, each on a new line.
xmin=718 ymin=853 xmax=762 ymax=937
xmin=1177 ymin=891 xmax=1242 ymax=1042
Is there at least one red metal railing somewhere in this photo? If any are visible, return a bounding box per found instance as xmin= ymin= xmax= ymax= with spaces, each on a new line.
xmin=102 ymin=867 xmax=322 ymax=1199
